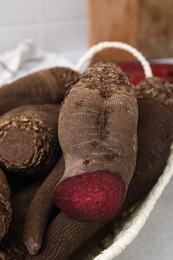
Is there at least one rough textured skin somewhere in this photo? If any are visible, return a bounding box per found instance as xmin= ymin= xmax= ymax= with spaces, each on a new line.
xmin=0 ymin=67 xmax=79 ymax=116
xmin=0 ymin=104 xmax=61 ymax=177
xmin=70 ymin=79 xmax=173 ymax=259
xmin=136 ymin=76 xmax=173 ymax=112
xmin=70 ymin=215 xmax=119 ymax=260
xmin=23 ymin=157 xmax=64 ymax=255
xmin=0 ymin=169 xmax=12 ymax=242
xmin=26 ymin=212 xmax=107 ymax=260
xmin=0 ymin=181 xmax=43 ymax=260
xmin=124 ymin=83 xmax=173 ymax=208
xmin=25 ymin=77 xmax=173 ymax=260
xmin=56 ymin=62 xmax=138 ymax=220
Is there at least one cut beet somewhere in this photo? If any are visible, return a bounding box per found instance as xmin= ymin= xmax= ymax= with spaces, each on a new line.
xmin=54 ymin=171 xmax=125 ymax=221
xmin=0 ymin=130 xmax=35 ymax=166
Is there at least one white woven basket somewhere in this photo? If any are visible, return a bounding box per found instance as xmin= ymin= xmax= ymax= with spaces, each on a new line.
xmin=75 ymin=42 xmax=173 ymax=260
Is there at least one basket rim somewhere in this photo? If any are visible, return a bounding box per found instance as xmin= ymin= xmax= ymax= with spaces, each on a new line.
xmin=93 ymin=144 xmax=173 ymax=260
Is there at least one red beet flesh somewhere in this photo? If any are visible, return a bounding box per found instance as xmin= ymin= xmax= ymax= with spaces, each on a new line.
xmin=54 ymin=171 xmax=125 ymax=221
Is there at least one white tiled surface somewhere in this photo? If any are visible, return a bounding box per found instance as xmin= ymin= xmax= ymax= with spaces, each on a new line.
xmin=41 ymin=0 xmax=87 ymax=21
xmin=0 ymin=0 xmax=39 ymax=25
xmin=42 ymin=20 xmax=87 ymax=52
xmin=0 ymin=0 xmax=88 ymax=52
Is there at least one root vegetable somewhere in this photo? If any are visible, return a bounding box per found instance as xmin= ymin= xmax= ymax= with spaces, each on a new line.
xmin=23 ymin=157 xmax=64 ymax=255
xmin=0 ymin=104 xmax=61 ymax=177
xmin=55 ymin=62 xmax=138 ymax=221
xmin=70 ymin=217 xmax=119 ymax=260
xmin=124 ymin=76 xmax=173 ymax=207
xmin=24 ymin=77 xmax=173 ymax=260
xmin=65 ymin=76 xmax=173 ymax=259
xmin=0 ymin=169 xmax=12 ymax=241
xmin=71 ymin=76 xmax=173 ymax=259
xmin=0 ymin=67 xmax=79 ymax=116
xmin=26 ymin=212 xmax=106 ymax=260
xmin=0 ymin=180 xmax=43 ymax=259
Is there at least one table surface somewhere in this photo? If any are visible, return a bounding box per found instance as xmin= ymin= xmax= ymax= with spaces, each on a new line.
xmin=114 ymin=177 xmax=173 ymax=260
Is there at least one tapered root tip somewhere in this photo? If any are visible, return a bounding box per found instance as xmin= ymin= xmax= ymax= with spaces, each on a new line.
xmin=24 ymin=237 xmax=40 ymax=256
xmin=54 ymin=171 xmax=125 ymax=221
xmin=0 ymin=130 xmax=35 ymax=168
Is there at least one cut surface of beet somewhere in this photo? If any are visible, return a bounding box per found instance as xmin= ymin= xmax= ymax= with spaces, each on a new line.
xmin=0 ymin=130 xmax=35 ymax=165
xmin=54 ymin=171 xmax=125 ymax=221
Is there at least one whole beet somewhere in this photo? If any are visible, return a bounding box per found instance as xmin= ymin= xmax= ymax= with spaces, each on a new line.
xmin=0 ymin=104 xmax=61 ymax=178
xmin=124 ymin=76 xmax=173 ymax=208
xmin=55 ymin=62 xmax=138 ymax=221
xmin=0 ymin=67 xmax=79 ymax=116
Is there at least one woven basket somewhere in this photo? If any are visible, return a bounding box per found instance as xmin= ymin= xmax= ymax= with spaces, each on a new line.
xmin=74 ymin=42 xmax=173 ymax=260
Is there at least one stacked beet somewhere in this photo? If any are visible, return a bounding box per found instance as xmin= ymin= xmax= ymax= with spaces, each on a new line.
xmin=0 ymin=62 xmax=173 ymax=260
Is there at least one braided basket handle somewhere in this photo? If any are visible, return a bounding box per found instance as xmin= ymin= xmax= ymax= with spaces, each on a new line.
xmin=75 ymin=41 xmax=153 ymax=78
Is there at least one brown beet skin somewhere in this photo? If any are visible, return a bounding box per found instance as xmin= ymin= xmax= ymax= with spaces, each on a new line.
xmin=0 ymin=67 xmax=79 ymax=116
xmin=71 ymin=89 xmax=173 ymax=260
xmin=124 ymin=77 xmax=173 ymax=208
xmin=55 ymin=62 xmax=138 ymax=221
xmin=0 ymin=180 xmax=43 ymax=259
xmin=0 ymin=104 xmax=61 ymax=177
xmin=71 ymin=77 xmax=173 ymax=259
xmin=25 ymin=76 xmax=173 ymax=260
xmin=0 ymin=169 xmax=12 ymax=241
xmin=23 ymin=158 xmax=65 ymax=255
xmin=25 ymin=212 xmax=107 ymax=260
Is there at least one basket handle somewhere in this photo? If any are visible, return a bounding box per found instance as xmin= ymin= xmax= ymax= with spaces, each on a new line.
xmin=75 ymin=41 xmax=153 ymax=78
